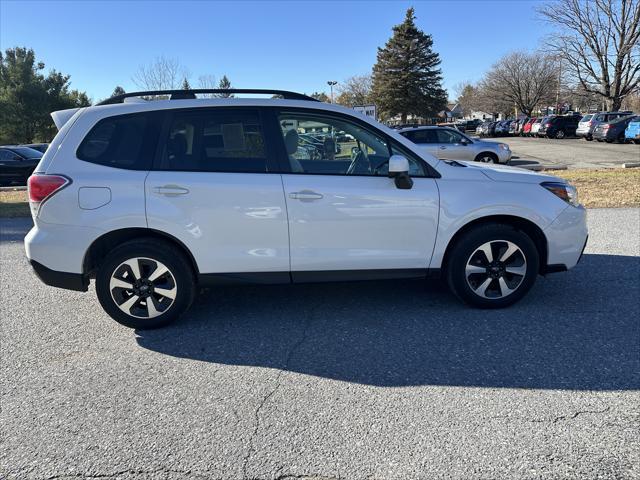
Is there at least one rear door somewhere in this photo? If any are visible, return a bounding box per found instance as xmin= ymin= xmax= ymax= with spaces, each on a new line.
xmin=273 ymin=109 xmax=439 ymax=275
xmin=145 ymin=107 xmax=289 ymax=277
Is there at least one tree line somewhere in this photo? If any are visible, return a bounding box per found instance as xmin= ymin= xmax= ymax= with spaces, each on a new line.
xmin=454 ymin=0 xmax=639 ymax=118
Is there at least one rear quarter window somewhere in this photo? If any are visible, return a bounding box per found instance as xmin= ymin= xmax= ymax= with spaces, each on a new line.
xmin=76 ymin=112 xmax=162 ymax=170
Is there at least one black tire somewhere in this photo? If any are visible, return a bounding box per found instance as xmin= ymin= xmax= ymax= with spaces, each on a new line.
xmin=95 ymin=239 xmax=196 ymax=329
xmin=445 ymin=224 xmax=539 ymax=309
xmin=585 ymin=136 xmax=592 ymax=141
xmin=474 ymin=152 xmax=498 ymax=164
xmin=634 ymin=140 xmax=640 ymax=145
xmin=554 ymin=129 xmax=566 ymax=139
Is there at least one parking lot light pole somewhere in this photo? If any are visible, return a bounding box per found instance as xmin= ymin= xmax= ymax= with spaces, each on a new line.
xmin=327 ymin=81 xmax=337 ymax=103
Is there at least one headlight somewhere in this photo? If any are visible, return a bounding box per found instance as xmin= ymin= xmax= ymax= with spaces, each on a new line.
xmin=541 ymin=181 xmax=579 ymax=206
xmin=499 ymin=143 xmax=510 ymax=150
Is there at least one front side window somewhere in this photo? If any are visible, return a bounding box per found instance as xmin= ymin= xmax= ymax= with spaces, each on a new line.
xmin=278 ymin=112 xmax=425 ymax=177
xmin=436 ymin=129 xmax=467 ymax=144
xmin=160 ymin=109 xmax=267 ymax=172
xmin=77 ymin=113 xmax=160 ymax=169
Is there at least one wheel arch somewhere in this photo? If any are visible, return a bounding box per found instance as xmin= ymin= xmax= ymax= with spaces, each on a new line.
xmin=474 ymin=151 xmax=499 ymax=162
xmin=83 ymin=228 xmax=200 ymax=277
xmin=441 ymin=215 xmax=548 ymax=275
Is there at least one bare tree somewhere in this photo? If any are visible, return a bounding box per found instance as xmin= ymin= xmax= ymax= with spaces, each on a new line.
xmin=132 ymin=56 xmax=186 ymax=91
xmin=539 ymin=0 xmax=640 ymax=111
xmin=335 ymin=74 xmax=373 ymax=107
xmin=482 ymin=51 xmax=559 ymax=116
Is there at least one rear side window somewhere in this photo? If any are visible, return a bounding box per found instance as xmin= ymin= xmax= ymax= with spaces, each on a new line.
xmin=159 ymin=109 xmax=267 ymax=172
xmin=401 ymin=129 xmax=437 ymax=144
xmin=77 ymin=112 xmax=161 ymax=170
xmin=581 ymin=115 xmax=593 ymax=122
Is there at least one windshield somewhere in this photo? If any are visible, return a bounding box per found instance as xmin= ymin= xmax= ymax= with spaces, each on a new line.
xmin=580 ymin=115 xmax=593 ymax=122
xmin=10 ymin=147 xmax=43 ymax=159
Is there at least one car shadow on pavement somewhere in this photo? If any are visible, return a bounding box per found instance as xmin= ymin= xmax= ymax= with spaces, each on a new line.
xmin=136 ymin=253 xmax=640 ymax=390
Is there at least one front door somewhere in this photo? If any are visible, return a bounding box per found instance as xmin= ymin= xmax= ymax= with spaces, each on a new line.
xmin=434 ymin=128 xmax=474 ymax=161
xmin=274 ymin=110 xmax=439 ymax=277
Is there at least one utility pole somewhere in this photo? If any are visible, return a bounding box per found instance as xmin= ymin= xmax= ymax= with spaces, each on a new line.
xmin=327 ymin=81 xmax=337 ymax=103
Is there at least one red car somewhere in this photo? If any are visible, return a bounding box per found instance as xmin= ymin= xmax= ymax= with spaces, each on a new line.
xmin=522 ymin=117 xmax=537 ymax=136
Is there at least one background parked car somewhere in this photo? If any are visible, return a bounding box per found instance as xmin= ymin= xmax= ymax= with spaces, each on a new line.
xmin=625 ymin=116 xmax=640 ymax=144
xmin=522 ymin=117 xmax=536 ymax=136
xmin=530 ymin=117 xmax=544 ymax=136
xmin=576 ymin=111 xmax=634 ymax=141
xmin=538 ymin=114 xmax=581 ymax=139
xmin=21 ymin=143 xmax=49 ymax=153
xmin=592 ymin=115 xmax=640 ymax=143
xmin=456 ymin=119 xmax=482 ymax=133
xmin=494 ymin=120 xmax=513 ymax=136
xmin=0 ymin=146 xmax=43 ymax=185
xmin=399 ymin=126 xmax=512 ymax=163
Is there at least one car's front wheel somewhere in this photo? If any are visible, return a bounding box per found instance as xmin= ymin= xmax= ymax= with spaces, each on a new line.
xmin=96 ymin=239 xmax=196 ymax=329
xmin=446 ymin=224 xmax=539 ymax=308
xmin=554 ymin=129 xmax=566 ymax=139
xmin=474 ymin=152 xmax=498 ymax=163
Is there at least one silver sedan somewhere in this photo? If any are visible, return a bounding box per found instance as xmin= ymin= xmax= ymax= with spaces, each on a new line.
xmin=399 ymin=126 xmax=512 ymax=164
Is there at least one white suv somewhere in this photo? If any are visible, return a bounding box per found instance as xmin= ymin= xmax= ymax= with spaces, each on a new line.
xmin=25 ymin=89 xmax=588 ymax=329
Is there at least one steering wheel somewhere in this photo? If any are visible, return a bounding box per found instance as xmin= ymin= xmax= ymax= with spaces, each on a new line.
xmin=346 ymin=148 xmax=371 ymax=175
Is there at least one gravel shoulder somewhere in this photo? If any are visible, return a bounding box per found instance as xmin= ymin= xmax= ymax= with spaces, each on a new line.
xmin=1 ymin=209 xmax=639 ymax=479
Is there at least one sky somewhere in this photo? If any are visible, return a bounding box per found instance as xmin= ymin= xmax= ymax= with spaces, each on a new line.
xmin=0 ymin=0 xmax=554 ymax=102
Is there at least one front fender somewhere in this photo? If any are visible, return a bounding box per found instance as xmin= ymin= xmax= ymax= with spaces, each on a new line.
xmin=430 ymin=178 xmax=567 ymax=269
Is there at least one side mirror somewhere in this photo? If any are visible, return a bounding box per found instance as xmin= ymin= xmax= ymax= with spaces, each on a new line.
xmin=388 ymin=154 xmax=413 ymax=190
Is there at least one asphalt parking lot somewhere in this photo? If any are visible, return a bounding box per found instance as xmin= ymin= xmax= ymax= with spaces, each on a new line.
xmin=1 ymin=209 xmax=639 ymax=480
xmin=499 ymin=136 xmax=640 ymax=170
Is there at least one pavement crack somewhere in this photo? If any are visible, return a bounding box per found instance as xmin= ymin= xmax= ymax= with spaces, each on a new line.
xmin=242 ymin=308 xmax=315 ymax=479
xmin=551 ymin=406 xmax=611 ymax=424
xmin=44 ymin=467 xmax=208 ymax=479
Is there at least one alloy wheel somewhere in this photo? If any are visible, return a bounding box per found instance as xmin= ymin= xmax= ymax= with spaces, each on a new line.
xmin=109 ymin=257 xmax=177 ymax=319
xmin=465 ymin=240 xmax=527 ymax=299
xmin=478 ymin=155 xmax=495 ymax=163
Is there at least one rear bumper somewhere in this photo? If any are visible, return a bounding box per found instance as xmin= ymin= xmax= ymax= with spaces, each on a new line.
xmin=29 ymin=259 xmax=88 ymax=292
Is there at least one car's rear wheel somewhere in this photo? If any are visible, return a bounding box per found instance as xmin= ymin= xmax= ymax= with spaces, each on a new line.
xmin=474 ymin=152 xmax=498 ymax=164
xmin=96 ymin=239 xmax=196 ymax=329
xmin=555 ymin=129 xmax=566 ymax=139
xmin=585 ymin=135 xmax=592 ymax=141
xmin=446 ymin=224 xmax=539 ymax=308
xmin=634 ymin=139 xmax=640 ymax=145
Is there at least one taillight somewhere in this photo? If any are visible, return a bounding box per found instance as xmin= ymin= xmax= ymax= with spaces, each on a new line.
xmin=545 ymin=123 xmax=551 ymax=127
xmin=28 ymin=174 xmax=70 ymax=216
xmin=603 ymin=124 xmax=610 ymax=130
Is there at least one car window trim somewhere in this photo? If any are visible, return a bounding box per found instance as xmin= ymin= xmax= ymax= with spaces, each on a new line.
xmin=267 ymin=106 xmax=440 ymax=178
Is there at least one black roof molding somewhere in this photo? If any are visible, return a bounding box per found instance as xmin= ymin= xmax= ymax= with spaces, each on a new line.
xmin=97 ymin=89 xmax=319 ymax=105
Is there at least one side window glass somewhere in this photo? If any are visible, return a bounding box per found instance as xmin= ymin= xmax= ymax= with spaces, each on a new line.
xmin=0 ymin=150 xmax=10 ymax=161
xmin=162 ymin=110 xmax=267 ymax=172
xmin=77 ymin=113 xmax=159 ymax=169
xmin=436 ymin=129 xmax=463 ymax=144
xmin=277 ymin=111 xmax=426 ymax=177
xmin=403 ymin=129 xmax=436 ymax=144
xmin=278 ymin=113 xmax=390 ymax=176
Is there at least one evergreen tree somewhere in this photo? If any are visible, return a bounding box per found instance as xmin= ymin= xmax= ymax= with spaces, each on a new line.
xmin=372 ymin=7 xmax=447 ymax=122
xmin=181 ymin=77 xmax=191 ymax=90
xmin=111 ymin=86 xmax=125 ymax=97
xmin=218 ymin=75 xmax=232 ymax=97
xmin=0 ymin=47 xmax=90 ymax=143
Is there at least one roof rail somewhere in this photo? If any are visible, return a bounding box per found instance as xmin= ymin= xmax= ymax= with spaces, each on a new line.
xmin=97 ymin=89 xmax=319 ymax=105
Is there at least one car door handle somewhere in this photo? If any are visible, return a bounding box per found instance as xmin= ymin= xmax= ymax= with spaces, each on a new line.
xmin=289 ymin=191 xmax=323 ymax=200
xmin=153 ymin=185 xmax=190 ymax=196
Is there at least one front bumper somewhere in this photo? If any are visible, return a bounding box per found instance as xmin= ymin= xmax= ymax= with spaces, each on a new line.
xmin=544 ymin=205 xmax=588 ymax=270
